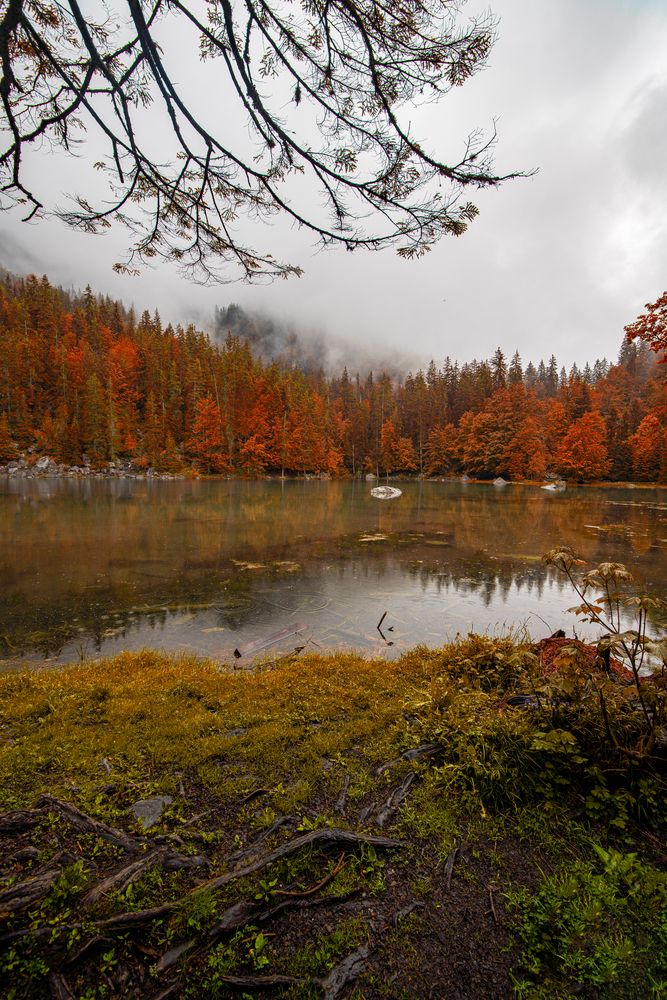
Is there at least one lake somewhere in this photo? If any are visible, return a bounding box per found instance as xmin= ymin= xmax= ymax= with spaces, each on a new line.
xmin=1 ymin=477 xmax=666 ymax=668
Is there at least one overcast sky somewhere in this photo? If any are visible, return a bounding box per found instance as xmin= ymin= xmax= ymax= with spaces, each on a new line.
xmin=2 ymin=0 xmax=667 ymax=371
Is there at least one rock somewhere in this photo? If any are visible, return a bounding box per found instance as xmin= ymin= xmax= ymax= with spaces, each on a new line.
xmin=130 ymin=795 xmax=173 ymax=830
xmin=493 ymin=477 xmax=508 ymax=486
xmin=370 ymin=486 xmax=402 ymax=500
xmin=34 ymin=456 xmax=50 ymax=472
xmin=461 ymin=474 xmax=470 ymax=482
xmin=365 ymin=472 xmax=377 ymax=481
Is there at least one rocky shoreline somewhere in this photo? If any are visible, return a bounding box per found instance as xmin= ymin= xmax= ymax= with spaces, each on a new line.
xmin=0 ymin=456 xmax=185 ymax=481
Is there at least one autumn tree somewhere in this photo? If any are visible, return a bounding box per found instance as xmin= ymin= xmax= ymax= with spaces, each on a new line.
xmin=380 ymin=418 xmax=416 ymax=475
xmin=425 ymin=424 xmax=459 ymax=474
xmin=0 ymin=0 xmax=517 ymax=282
xmin=187 ymin=395 xmax=227 ymax=473
xmin=507 ymin=415 xmax=547 ymax=480
xmin=0 ymin=271 xmax=663 ymax=483
xmin=628 ymin=414 xmax=667 ymax=482
xmin=625 ymin=292 xmax=667 ymax=363
xmin=555 ymin=411 xmax=609 ymax=482
xmin=0 ymin=411 xmax=17 ymax=462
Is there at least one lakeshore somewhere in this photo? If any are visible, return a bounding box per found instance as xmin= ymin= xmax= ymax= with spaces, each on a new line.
xmin=0 ymin=639 xmax=665 ymax=998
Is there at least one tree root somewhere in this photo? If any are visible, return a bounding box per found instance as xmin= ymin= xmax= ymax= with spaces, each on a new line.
xmin=0 ymin=807 xmax=44 ymax=833
xmin=322 ymin=942 xmax=370 ymax=999
xmin=216 ymin=974 xmax=316 ymax=990
xmin=0 ymin=867 xmax=62 ymax=915
xmin=83 ymin=847 xmax=207 ymax=905
xmin=48 ymin=972 xmax=74 ymax=1000
xmin=199 ymin=827 xmax=402 ymax=895
xmin=443 ymin=846 xmax=459 ymax=890
xmin=375 ymin=743 xmax=440 ymax=776
xmin=334 ymin=776 xmax=350 ymax=815
xmin=37 ymin=795 xmax=137 ymax=851
xmin=226 ymin=815 xmax=296 ymax=864
xmin=376 ymin=773 xmax=416 ymax=828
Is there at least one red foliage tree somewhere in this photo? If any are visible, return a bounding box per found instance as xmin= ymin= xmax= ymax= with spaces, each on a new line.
xmin=628 ymin=414 xmax=667 ymax=482
xmin=187 ymin=396 xmax=228 ymax=473
xmin=625 ymin=291 xmax=667 ymax=363
xmin=555 ymin=411 xmax=609 ymax=482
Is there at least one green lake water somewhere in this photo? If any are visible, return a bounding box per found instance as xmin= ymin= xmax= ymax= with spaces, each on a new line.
xmin=1 ymin=477 xmax=666 ymax=667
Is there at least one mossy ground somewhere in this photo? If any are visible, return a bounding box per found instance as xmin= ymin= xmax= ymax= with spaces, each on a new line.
xmin=0 ymin=638 xmax=665 ymax=999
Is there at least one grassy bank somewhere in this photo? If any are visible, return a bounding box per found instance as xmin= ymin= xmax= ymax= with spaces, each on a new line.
xmin=0 ymin=639 xmax=665 ymax=999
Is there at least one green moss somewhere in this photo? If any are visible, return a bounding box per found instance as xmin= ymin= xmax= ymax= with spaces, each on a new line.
xmin=0 ymin=637 xmax=665 ymax=999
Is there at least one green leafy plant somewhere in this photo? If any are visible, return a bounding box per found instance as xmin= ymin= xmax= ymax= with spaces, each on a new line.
xmin=544 ymin=548 xmax=667 ymax=758
xmin=507 ymin=846 xmax=667 ymax=999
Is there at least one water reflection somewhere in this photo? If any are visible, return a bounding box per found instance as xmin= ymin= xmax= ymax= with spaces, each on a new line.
xmin=1 ymin=477 xmax=666 ymax=666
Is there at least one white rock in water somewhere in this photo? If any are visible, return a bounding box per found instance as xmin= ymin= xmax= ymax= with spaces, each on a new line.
xmin=371 ymin=486 xmax=402 ymax=500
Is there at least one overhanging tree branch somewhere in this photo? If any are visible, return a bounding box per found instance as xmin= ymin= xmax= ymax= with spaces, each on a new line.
xmin=0 ymin=0 xmax=527 ymax=282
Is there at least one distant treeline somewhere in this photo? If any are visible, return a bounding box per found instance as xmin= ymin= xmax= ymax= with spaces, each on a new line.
xmin=0 ymin=272 xmax=665 ymax=481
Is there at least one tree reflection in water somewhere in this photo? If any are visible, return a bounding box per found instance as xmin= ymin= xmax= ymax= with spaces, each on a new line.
xmin=1 ymin=478 xmax=665 ymax=664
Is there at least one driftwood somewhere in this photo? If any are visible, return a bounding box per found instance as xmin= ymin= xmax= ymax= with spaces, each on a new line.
xmin=233 ymin=623 xmax=308 ymax=659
